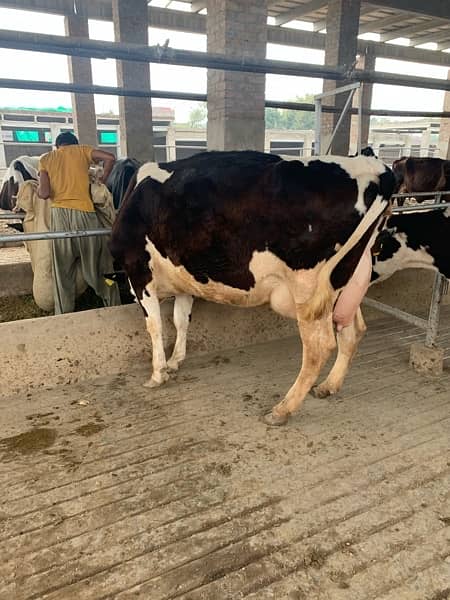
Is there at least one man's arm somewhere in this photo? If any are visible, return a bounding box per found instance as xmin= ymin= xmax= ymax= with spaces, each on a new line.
xmin=38 ymin=170 xmax=51 ymax=199
xmin=92 ymin=149 xmax=116 ymax=185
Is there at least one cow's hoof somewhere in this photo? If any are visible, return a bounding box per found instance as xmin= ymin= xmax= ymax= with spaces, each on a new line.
xmin=310 ymin=385 xmax=332 ymax=399
xmin=143 ymin=372 xmax=169 ymax=388
xmin=167 ymin=358 xmax=180 ymax=372
xmin=263 ymin=411 xmax=289 ymax=426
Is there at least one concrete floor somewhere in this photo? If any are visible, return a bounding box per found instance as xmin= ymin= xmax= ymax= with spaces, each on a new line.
xmin=1 ymin=309 xmax=449 ymax=600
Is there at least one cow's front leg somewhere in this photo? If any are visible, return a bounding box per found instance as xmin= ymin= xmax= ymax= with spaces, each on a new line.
xmin=312 ymin=308 xmax=366 ymax=398
xmin=167 ymin=294 xmax=194 ymax=372
xmin=265 ymin=315 xmax=336 ymax=426
xmin=141 ymin=285 xmax=169 ymax=388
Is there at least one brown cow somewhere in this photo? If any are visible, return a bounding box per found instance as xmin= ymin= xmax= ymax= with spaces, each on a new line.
xmin=392 ymin=157 xmax=450 ymax=204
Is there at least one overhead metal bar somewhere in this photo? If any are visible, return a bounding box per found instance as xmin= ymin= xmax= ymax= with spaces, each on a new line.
xmin=0 ymin=228 xmax=111 ymax=243
xmin=3 ymin=30 xmax=450 ymax=93
xmin=2 ymin=0 xmax=450 ymax=68
xmin=1 ymin=78 xmax=449 ymax=118
xmin=0 ymin=29 xmax=347 ymax=79
xmin=1 ymin=2 xmax=450 ymax=67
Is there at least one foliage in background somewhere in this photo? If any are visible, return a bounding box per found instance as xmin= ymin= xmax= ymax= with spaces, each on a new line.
xmin=265 ymin=94 xmax=316 ymax=130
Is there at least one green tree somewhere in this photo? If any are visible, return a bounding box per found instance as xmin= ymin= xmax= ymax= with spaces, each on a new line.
xmin=265 ymin=93 xmax=316 ymax=130
xmin=188 ymin=103 xmax=207 ymax=128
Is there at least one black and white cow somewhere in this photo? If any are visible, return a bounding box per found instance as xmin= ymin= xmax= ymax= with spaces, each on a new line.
xmin=311 ymin=205 xmax=450 ymax=399
xmin=110 ymin=150 xmax=395 ymax=425
xmin=0 ymin=156 xmax=39 ymax=211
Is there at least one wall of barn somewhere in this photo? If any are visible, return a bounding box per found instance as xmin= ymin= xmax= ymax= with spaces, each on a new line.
xmin=0 ymin=264 xmax=447 ymax=400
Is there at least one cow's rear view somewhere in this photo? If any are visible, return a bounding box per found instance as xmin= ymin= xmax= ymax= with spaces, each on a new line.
xmin=111 ymin=151 xmax=395 ymax=425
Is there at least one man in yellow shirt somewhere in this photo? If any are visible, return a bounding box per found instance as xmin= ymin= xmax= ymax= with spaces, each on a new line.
xmin=38 ymin=131 xmax=120 ymax=314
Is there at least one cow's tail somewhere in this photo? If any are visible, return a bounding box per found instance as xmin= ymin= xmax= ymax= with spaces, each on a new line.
xmin=302 ymin=195 xmax=389 ymax=322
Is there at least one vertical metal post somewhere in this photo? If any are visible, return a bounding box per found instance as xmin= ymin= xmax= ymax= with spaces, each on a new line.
xmin=425 ymin=273 xmax=447 ymax=347
xmin=425 ymin=190 xmax=447 ymax=347
xmin=357 ymin=83 xmax=363 ymax=154
xmin=325 ymin=88 xmax=356 ymax=155
xmin=314 ymin=98 xmax=321 ymax=156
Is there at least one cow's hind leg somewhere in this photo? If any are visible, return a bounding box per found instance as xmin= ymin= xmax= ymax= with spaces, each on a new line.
xmin=312 ymin=308 xmax=366 ymax=398
xmin=140 ymin=284 xmax=169 ymax=388
xmin=167 ymin=294 xmax=194 ymax=372
xmin=265 ymin=315 xmax=336 ymax=426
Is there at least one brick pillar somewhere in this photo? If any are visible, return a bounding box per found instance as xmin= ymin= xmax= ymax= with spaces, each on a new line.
xmin=321 ymin=0 xmax=361 ymax=155
xmin=349 ymin=48 xmax=375 ymax=153
xmin=65 ymin=14 xmax=98 ymax=147
xmin=207 ymin=0 xmax=267 ymax=151
xmin=112 ymin=0 xmax=154 ymax=162
xmin=439 ymin=70 xmax=450 ymax=159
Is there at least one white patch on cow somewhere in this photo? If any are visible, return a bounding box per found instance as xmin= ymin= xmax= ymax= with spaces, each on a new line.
xmin=372 ymin=233 xmax=435 ymax=283
xmin=145 ymin=236 xmax=326 ymax=310
xmin=444 ymin=205 xmax=450 ymax=218
xmin=308 ymin=224 xmax=312 ymax=232
xmin=303 ymin=155 xmax=387 ymax=180
xmin=334 ymin=243 xmax=342 ymax=251
xmin=167 ymin=294 xmax=194 ymax=371
xmin=140 ymin=286 xmax=169 ymax=387
xmin=128 ymin=278 xmax=137 ymax=301
xmin=136 ymin=162 xmax=172 ymax=186
xmin=1 ymin=155 xmax=40 ymax=193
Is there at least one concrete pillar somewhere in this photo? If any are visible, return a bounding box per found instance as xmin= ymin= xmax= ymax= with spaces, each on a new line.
xmin=64 ymin=14 xmax=98 ymax=147
xmin=321 ymin=0 xmax=361 ymax=155
xmin=349 ymin=48 xmax=375 ymax=154
xmin=112 ymin=0 xmax=154 ymax=162
xmin=207 ymin=0 xmax=267 ymax=151
xmin=439 ymin=69 xmax=450 ymax=159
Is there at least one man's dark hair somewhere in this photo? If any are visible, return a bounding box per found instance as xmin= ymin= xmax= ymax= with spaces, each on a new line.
xmin=55 ymin=132 xmax=79 ymax=147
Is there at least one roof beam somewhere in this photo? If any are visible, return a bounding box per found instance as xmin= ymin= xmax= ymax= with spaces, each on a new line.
xmin=358 ymin=13 xmax=406 ymax=35
xmin=274 ymin=0 xmax=327 ymax=26
xmin=410 ymin=28 xmax=450 ymax=47
xmin=1 ymin=1 xmax=450 ymax=69
xmin=313 ymin=6 xmax=376 ymax=33
xmin=369 ymin=0 xmax=450 ymax=21
xmin=379 ymin=19 xmax=440 ymax=42
xmin=190 ymin=1 xmax=206 ymax=12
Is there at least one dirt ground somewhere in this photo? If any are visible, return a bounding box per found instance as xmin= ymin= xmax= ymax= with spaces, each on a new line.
xmin=0 ymin=310 xmax=449 ymax=599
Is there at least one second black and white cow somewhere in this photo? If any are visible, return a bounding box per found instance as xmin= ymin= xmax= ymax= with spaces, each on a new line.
xmin=110 ymin=150 xmax=395 ymax=425
xmin=0 ymin=156 xmax=39 ymax=210
xmin=311 ymin=204 xmax=450 ymax=399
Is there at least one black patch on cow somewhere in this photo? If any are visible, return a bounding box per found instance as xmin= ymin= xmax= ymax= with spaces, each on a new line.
xmin=106 ymin=158 xmax=141 ymax=210
xmin=160 ymin=150 xmax=281 ymax=175
xmin=378 ymin=168 xmax=397 ymax=200
xmin=0 ymin=177 xmax=18 ymax=210
xmin=144 ymin=288 xmax=150 ymax=297
xmin=14 ymin=161 xmax=36 ymax=182
xmin=111 ymin=151 xmax=392 ymax=295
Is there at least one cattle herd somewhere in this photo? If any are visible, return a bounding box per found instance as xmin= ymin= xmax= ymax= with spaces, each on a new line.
xmin=1 ymin=150 xmax=449 ymax=424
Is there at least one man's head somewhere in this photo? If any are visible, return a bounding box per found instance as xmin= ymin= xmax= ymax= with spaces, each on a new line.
xmin=55 ymin=132 xmax=79 ymax=148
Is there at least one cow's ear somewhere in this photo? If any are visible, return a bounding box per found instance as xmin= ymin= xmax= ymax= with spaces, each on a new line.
xmin=379 ymin=168 xmax=396 ymax=200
